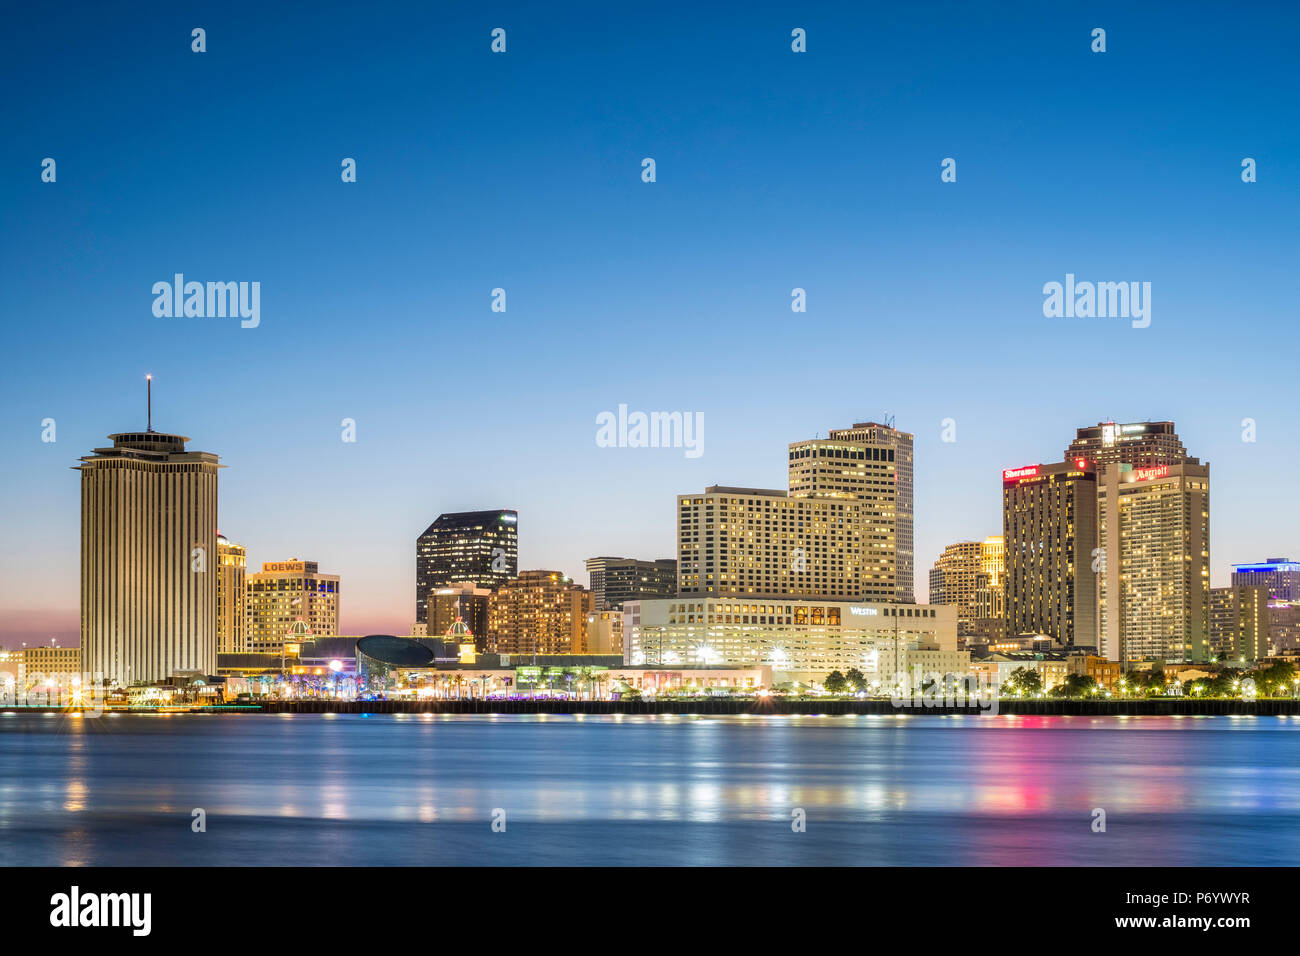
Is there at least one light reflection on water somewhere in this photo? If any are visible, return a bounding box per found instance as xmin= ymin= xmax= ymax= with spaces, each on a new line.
xmin=0 ymin=713 xmax=1297 ymax=865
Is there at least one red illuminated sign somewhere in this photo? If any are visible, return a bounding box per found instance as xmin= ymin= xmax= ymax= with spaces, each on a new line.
xmin=1003 ymin=465 xmax=1039 ymax=482
xmin=1134 ymin=465 xmax=1169 ymax=482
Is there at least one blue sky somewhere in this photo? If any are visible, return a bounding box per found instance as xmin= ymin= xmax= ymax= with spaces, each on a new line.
xmin=2 ymin=1 xmax=1298 ymax=643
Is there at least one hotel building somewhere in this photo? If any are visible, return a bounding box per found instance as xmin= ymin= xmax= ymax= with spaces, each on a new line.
xmin=788 ymin=421 xmax=914 ymax=602
xmin=1002 ymin=462 xmax=1098 ymax=650
xmin=584 ymin=556 xmax=677 ymax=610
xmin=415 ymin=510 xmax=518 ymax=622
xmin=216 ymin=534 xmax=247 ymax=654
xmin=1097 ymin=461 xmax=1211 ymax=662
xmin=623 ymin=597 xmax=956 ymax=684
xmin=677 ymin=486 xmax=871 ymax=601
xmin=77 ymin=423 xmax=219 ymax=686
xmin=487 ymin=570 xmax=592 ymax=655
xmin=1209 ymin=585 xmax=1270 ymax=664
xmin=246 ymin=560 xmax=340 ymax=653
xmin=1066 ymin=421 xmax=1189 ymax=469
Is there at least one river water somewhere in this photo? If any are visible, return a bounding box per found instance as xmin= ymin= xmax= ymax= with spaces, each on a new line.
xmin=1 ymin=712 xmax=1296 ymax=865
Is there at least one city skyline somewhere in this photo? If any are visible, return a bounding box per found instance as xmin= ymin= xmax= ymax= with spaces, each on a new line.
xmin=2 ymin=383 xmax=1293 ymax=647
xmin=4 ymin=2 xmax=1298 ymax=645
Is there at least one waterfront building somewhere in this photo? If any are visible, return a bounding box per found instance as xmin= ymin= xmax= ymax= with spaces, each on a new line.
xmin=427 ymin=583 xmax=492 ymax=651
xmin=216 ymin=534 xmax=247 ymax=654
xmin=1097 ymin=461 xmax=1210 ymax=662
xmin=0 ymin=650 xmax=19 ymax=696
xmin=969 ymin=652 xmax=1069 ymax=693
xmin=586 ymin=610 xmax=624 ymax=654
xmin=1208 ymin=585 xmax=1270 ymax=664
xmin=788 ymin=421 xmax=915 ymax=602
xmin=584 ymin=556 xmax=677 ymax=610
xmin=19 ymin=644 xmax=82 ymax=694
xmin=76 ymin=394 xmax=220 ymax=686
xmin=1002 ymin=461 xmax=1098 ymax=651
xmin=414 ymin=510 xmax=518 ymax=622
xmin=1065 ymin=652 xmax=1123 ymax=691
xmin=1065 ymin=421 xmax=1189 ymax=469
xmin=246 ymin=560 xmax=340 ymax=654
xmin=623 ymin=596 xmax=956 ymax=684
xmin=487 ymin=571 xmax=592 ymax=655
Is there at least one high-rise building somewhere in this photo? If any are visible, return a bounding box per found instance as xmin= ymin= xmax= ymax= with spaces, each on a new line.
xmin=246 ymin=559 xmax=340 ymax=653
xmin=216 ymin=534 xmax=247 ymax=654
xmin=1209 ymin=585 xmax=1270 ymax=664
xmin=585 ymin=556 xmax=677 ymax=610
xmin=789 ymin=421 xmax=914 ymax=602
xmin=77 ymin=404 xmax=219 ymax=686
xmin=677 ymin=486 xmax=869 ymax=602
xmin=487 ymin=570 xmax=591 ymax=655
xmin=1002 ymin=462 xmax=1098 ymax=649
xmin=1097 ymin=461 xmax=1211 ymax=662
xmin=929 ymin=536 xmax=1004 ymax=640
xmin=415 ymin=510 xmax=518 ymax=622
xmin=929 ymin=541 xmax=981 ymax=626
xmin=427 ymin=582 xmax=492 ymax=651
xmin=1231 ymin=559 xmax=1300 ymax=600
xmin=1066 ymin=421 xmax=1188 ymax=469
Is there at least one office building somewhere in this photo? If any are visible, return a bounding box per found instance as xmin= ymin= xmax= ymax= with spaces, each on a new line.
xmin=427 ymin=582 xmax=492 ymax=651
xmin=19 ymin=645 xmax=82 ymax=694
xmin=1231 ymin=559 xmax=1300 ymax=600
xmin=1097 ymin=461 xmax=1211 ymax=662
xmin=77 ymin=405 xmax=220 ymax=686
xmin=1002 ymin=462 xmax=1098 ymax=650
xmin=586 ymin=610 xmax=624 ymax=655
xmin=929 ymin=535 xmax=1004 ymax=639
xmin=415 ymin=510 xmax=518 ymax=622
xmin=216 ymin=534 xmax=247 ymax=654
xmin=585 ymin=556 xmax=677 ymax=610
xmin=487 ymin=571 xmax=592 ymax=655
xmin=246 ymin=559 xmax=340 ymax=653
xmin=789 ymin=421 xmax=914 ymax=602
xmin=1066 ymin=421 xmax=1189 ymax=469
xmin=1208 ymin=585 xmax=1270 ymax=664
xmin=677 ymin=486 xmax=871 ymax=602
xmin=624 ymin=596 xmax=956 ymax=684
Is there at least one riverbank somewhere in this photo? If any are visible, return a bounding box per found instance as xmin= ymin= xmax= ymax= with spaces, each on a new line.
xmin=253 ymin=697 xmax=1300 ymax=716
xmin=6 ymin=698 xmax=1300 ymax=716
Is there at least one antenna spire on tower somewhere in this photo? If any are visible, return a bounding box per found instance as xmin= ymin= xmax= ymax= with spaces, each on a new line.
xmin=146 ymin=374 xmax=153 ymax=432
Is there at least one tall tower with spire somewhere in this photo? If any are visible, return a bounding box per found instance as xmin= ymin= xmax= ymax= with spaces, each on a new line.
xmin=76 ymin=378 xmax=220 ymax=685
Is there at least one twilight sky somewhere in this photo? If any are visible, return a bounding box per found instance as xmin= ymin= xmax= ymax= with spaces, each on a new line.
xmin=2 ymin=1 xmax=1298 ymax=645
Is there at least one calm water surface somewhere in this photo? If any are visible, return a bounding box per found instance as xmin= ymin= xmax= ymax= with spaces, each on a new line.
xmin=1 ymin=712 xmax=1297 ymax=866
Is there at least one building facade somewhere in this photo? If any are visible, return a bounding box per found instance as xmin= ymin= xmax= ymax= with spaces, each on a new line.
xmin=585 ymin=556 xmax=677 ymax=610
xmin=246 ymin=560 xmax=340 ymax=653
xmin=415 ymin=510 xmax=518 ymax=622
xmin=1208 ymin=585 xmax=1270 ymax=664
xmin=623 ymin=596 xmax=956 ymax=684
xmin=1066 ymin=421 xmax=1189 ymax=469
xmin=77 ymin=427 xmax=219 ymax=686
xmin=1231 ymin=559 xmax=1300 ymax=600
xmin=216 ymin=534 xmax=247 ymax=654
xmin=788 ymin=421 xmax=915 ymax=602
xmin=677 ymin=486 xmax=872 ymax=601
xmin=929 ymin=535 xmax=1004 ymax=640
xmin=1097 ymin=462 xmax=1211 ymax=662
xmin=427 ymin=582 xmax=492 ymax=651
xmin=487 ymin=571 xmax=592 ymax=655
xmin=1002 ymin=462 xmax=1098 ymax=650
